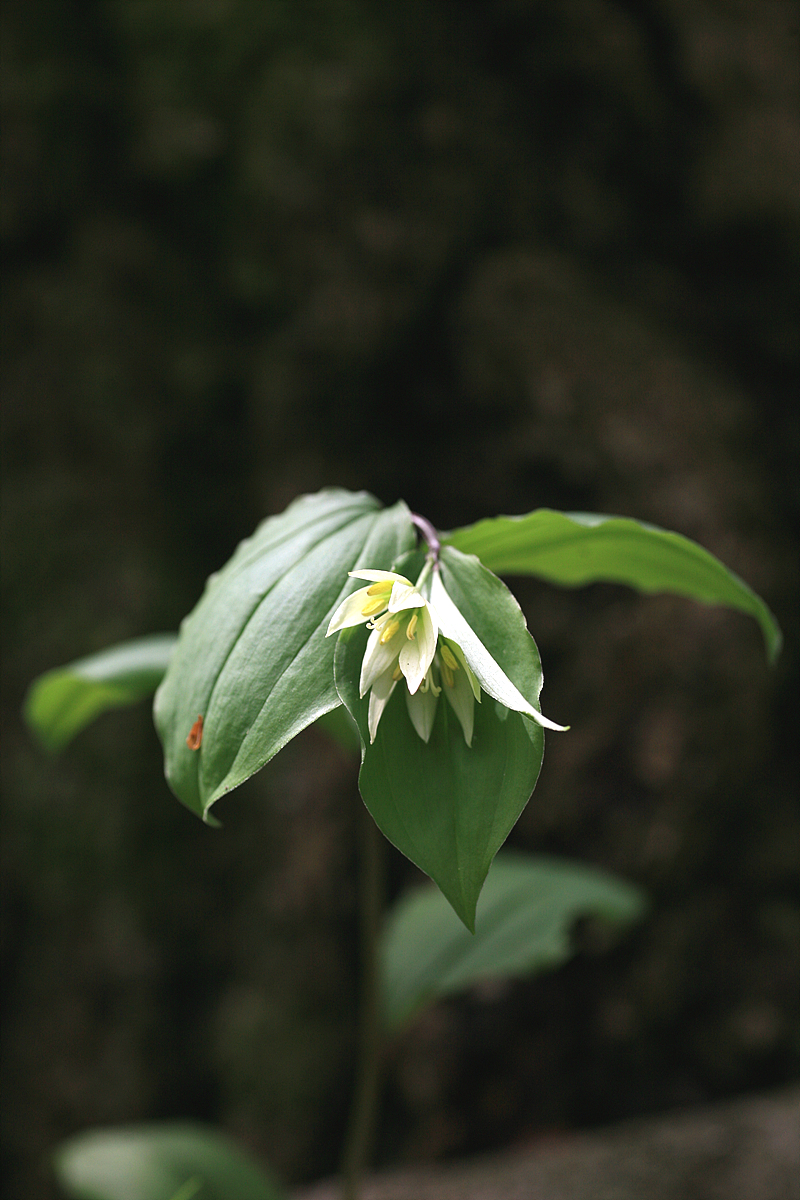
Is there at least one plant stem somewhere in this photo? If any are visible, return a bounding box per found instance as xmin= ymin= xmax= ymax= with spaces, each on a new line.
xmin=410 ymin=512 xmax=440 ymax=559
xmin=340 ymin=801 xmax=385 ymax=1200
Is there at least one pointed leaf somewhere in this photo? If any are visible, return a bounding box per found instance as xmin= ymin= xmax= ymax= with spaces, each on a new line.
xmin=335 ymin=627 xmax=544 ymax=931
xmin=154 ymin=490 xmax=415 ymax=819
xmin=54 ymin=1122 xmax=284 ymax=1200
xmin=382 ymin=852 xmax=647 ymax=1029
xmin=24 ymin=635 xmax=177 ymax=752
xmin=446 ymin=510 xmax=781 ymax=663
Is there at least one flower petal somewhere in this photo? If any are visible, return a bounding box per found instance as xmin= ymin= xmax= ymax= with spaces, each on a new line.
xmin=349 ymin=569 xmax=411 ymax=585
xmin=368 ymin=667 xmax=397 ymax=742
xmin=444 ymin=638 xmax=481 ymax=701
xmin=360 ymin=620 xmax=402 ymax=696
xmin=327 ymin=586 xmax=377 ymax=636
xmin=441 ymin=657 xmax=476 ymax=745
xmin=388 ymin=580 xmax=426 ymax=612
xmin=406 ymin=683 xmax=439 ymax=742
xmin=430 ymin=570 xmax=568 ymax=731
xmin=398 ymin=604 xmax=438 ymax=693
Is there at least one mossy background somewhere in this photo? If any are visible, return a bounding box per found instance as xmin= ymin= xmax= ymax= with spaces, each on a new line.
xmin=2 ymin=2 xmax=797 ymax=1196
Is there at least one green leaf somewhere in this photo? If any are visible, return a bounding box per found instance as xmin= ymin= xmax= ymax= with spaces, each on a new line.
xmin=24 ymin=635 xmax=177 ymax=753
xmin=154 ymin=489 xmax=415 ymax=819
xmin=313 ymin=705 xmax=361 ymax=756
xmin=53 ymin=1122 xmax=284 ymax=1200
xmin=446 ymin=510 xmax=782 ymax=663
xmin=334 ymin=546 xmax=553 ymax=931
xmin=382 ymin=852 xmax=647 ymax=1030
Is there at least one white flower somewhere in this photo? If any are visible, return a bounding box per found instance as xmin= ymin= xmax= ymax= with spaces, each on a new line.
xmin=327 ymin=570 xmax=435 ymax=687
xmin=327 ymin=564 xmax=566 ymax=745
xmin=429 ymin=571 xmax=568 ymax=734
xmin=327 ymin=569 xmax=478 ymax=744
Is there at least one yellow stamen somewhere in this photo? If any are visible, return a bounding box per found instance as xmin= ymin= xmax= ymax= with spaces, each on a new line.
xmin=441 ymin=661 xmax=455 ymax=688
xmin=366 ymin=582 xmax=390 ymax=596
xmin=379 ymin=619 xmax=400 ymax=644
xmin=440 ymin=643 xmax=459 ymax=671
xmin=361 ymin=596 xmax=387 ymax=617
xmin=406 ymin=612 xmax=418 ymax=640
xmin=392 ymin=664 xmax=403 ymax=681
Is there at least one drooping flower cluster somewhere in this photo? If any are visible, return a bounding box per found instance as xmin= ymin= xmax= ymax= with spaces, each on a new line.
xmin=327 ymin=565 xmax=567 ymax=746
xmin=326 ymin=570 xmax=479 ymax=745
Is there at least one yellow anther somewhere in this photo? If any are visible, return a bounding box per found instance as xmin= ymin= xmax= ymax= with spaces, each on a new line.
xmin=361 ymin=596 xmax=387 ymax=617
xmin=441 ymin=661 xmax=455 ymax=688
xmin=406 ymin=612 xmax=418 ymax=640
xmin=392 ymin=664 xmax=403 ymax=681
xmin=367 ymin=581 xmax=391 ymax=596
xmin=440 ymin=643 xmax=459 ymax=671
xmin=379 ymin=619 xmax=400 ymax=644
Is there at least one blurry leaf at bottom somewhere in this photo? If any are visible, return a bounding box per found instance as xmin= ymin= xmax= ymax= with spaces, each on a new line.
xmin=382 ymin=852 xmax=647 ymax=1030
xmin=54 ymin=1122 xmax=285 ymax=1200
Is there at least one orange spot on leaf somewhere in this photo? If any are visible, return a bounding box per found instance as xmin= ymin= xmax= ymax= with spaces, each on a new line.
xmin=186 ymin=715 xmax=204 ymax=750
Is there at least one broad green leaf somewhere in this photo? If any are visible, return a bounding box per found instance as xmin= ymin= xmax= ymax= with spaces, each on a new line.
xmin=24 ymin=635 xmax=177 ymax=753
xmin=54 ymin=1122 xmax=284 ymax=1200
xmin=334 ymin=547 xmax=551 ymax=931
xmin=313 ymin=705 xmax=361 ymax=756
xmin=446 ymin=510 xmax=782 ymax=663
xmin=154 ymin=490 xmax=415 ymax=819
xmin=382 ymin=852 xmax=647 ymax=1030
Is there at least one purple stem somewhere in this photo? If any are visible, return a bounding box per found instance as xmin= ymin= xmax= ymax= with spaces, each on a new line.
xmin=410 ymin=512 xmax=441 ymax=560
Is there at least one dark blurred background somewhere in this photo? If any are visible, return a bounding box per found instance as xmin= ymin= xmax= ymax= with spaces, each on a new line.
xmin=2 ymin=2 xmax=798 ymax=1196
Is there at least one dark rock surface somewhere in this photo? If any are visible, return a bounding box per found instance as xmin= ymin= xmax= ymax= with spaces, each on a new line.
xmin=298 ymin=1087 xmax=800 ymax=1200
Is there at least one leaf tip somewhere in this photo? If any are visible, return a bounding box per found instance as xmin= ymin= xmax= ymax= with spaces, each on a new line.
xmin=202 ymin=806 xmax=222 ymax=829
xmin=766 ymin=621 xmax=783 ymax=666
